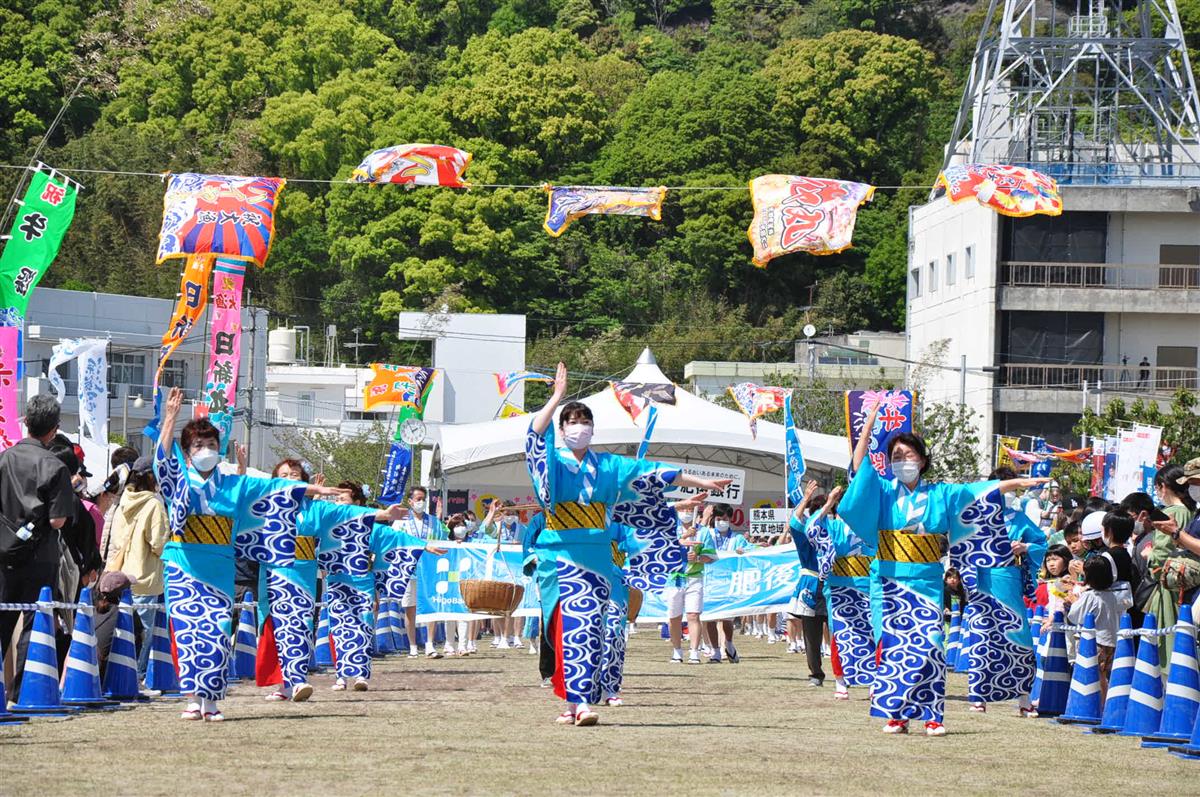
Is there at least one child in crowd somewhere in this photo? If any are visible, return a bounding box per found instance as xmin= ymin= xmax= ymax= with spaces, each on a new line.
xmin=1064 ymin=554 xmax=1125 ymax=701
xmin=1100 ymin=512 xmax=1139 ymax=615
xmin=943 ymin=567 xmax=967 ymax=624
xmin=1036 ymin=544 xmax=1074 ymax=631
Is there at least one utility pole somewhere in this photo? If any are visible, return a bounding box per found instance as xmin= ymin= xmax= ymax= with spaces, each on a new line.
xmin=959 ymin=354 xmax=967 ymax=406
xmin=1081 ymin=380 xmax=1088 ymax=448
xmin=245 ymin=291 xmax=257 ymax=468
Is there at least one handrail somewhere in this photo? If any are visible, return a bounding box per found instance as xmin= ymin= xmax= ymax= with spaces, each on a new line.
xmin=1000 ymin=261 xmax=1200 ymax=290
xmin=1000 ymin=363 xmax=1198 ymax=391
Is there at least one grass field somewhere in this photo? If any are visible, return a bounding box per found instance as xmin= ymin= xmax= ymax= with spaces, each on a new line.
xmin=1 ymin=631 xmax=1195 ymax=795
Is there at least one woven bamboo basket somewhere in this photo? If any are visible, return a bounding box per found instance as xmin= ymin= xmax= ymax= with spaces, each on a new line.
xmin=460 ymin=579 xmax=524 ymax=615
xmin=627 ymin=587 xmax=644 ymax=622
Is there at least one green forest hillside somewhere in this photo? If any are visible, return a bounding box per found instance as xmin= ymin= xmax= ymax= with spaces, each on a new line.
xmin=4 ymin=0 xmax=1198 ymax=376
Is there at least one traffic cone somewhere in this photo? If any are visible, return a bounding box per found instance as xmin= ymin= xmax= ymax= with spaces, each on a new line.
xmin=1037 ymin=610 xmax=1071 ymax=717
xmin=371 ymin=604 xmax=393 ymax=658
xmin=394 ymin=613 xmax=410 ymax=653
xmin=144 ymin=602 xmax=180 ymax=696
xmin=1091 ymin=613 xmax=1137 ymax=734
xmin=1142 ymin=605 xmax=1200 ymax=747
xmin=60 ymin=588 xmax=121 ymax=709
xmin=1057 ymin=612 xmax=1102 ymax=725
xmin=946 ymin=606 xmax=962 ymax=672
xmin=1030 ymin=606 xmax=1045 ymax=705
xmin=102 ymin=590 xmax=143 ymax=701
xmin=388 ymin=601 xmax=406 ymax=651
xmin=232 ymin=592 xmax=258 ymax=680
xmin=12 ymin=586 xmax=77 ymax=715
xmin=314 ymin=606 xmax=334 ymax=668
xmin=0 ymin=677 xmax=29 ymax=724
xmin=1119 ymin=613 xmax=1165 ymax=736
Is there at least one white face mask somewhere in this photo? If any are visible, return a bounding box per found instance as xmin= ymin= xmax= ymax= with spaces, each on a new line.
xmin=892 ymin=461 xmax=921 ymax=485
xmin=465 ymin=520 xmax=479 ymax=532
xmin=410 ymin=500 xmax=426 ymax=514
xmin=190 ymin=448 xmax=221 ymax=473
xmin=1133 ymin=520 xmax=1145 ymax=536
xmin=562 ymin=423 xmax=593 ymax=450
xmin=1190 ymin=484 xmax=1200 ymax=503
xmin=451 ymin=526 xmax=467 ymax=539
xmin=677 ymin=511 xmax=694 ymax=525
xmin=715 ymin=520 xmax=731 ymax=533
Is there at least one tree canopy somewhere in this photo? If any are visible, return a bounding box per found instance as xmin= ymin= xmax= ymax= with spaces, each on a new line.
xmin=2 ymin=0 xmax=991 ymax=377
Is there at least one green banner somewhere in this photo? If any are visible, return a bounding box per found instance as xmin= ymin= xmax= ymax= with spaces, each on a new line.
xmin=0 ymin=169 xmax=78 ymax=324
xmin=392 ymin=376 xmax=436 ymax=441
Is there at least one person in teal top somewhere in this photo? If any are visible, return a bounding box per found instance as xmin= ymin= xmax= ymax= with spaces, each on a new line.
xmin=838 ymin=400 xmax=1046 ymax=737
xmin=524 ymin=362 xmax=729 ymax=726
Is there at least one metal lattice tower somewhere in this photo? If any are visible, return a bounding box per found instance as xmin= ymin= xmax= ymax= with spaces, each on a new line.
xmin=942 ymin=0 xmax=1200 ymax=184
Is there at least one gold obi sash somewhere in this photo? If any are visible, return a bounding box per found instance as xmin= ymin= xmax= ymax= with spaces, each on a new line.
xmin=294 ymin=536 xmax=318 ymax=561
xmin=877 ymin=530 xmax=944 ymax=564
xmin=545 ymin=502 xmax=608 ymax=532
xmin=832 ymin=555 xmax=873 ymax=577
xmin=173 ymin=515 xmax=233 ymax=546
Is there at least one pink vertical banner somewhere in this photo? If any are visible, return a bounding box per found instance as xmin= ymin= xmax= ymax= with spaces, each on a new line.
xmin=0 ymin=326 xmax=22 ymax=449
xmin=196 ymin=257 xmax=245 ymax=450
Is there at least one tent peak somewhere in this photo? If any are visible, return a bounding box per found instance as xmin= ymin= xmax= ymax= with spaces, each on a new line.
xmin=637 ymin=347 xmax=657 ymax=366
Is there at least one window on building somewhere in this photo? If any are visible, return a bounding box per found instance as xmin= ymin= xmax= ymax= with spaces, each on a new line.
xmin=1159 ymin=244 xmax=1200 ymax=288
xmin=965 ymin=245 xmax=975 ymax=278
xmin=1001 ymin=212 xmax=1107 ymax=263
xmin=345 ymin=410 xmax=390 ymax=421
xmin=1156 ymin=345 xmax=1198 ymax=390
xmin=946 ymin=253 xmax=956 ymax=286
xmin=160 ymin=360 xmax=186 ymax=390
xmin=108 ymin=352 xmax=146 ymax=394
xmin=1002 ymin=311 xmax=1104 ymax=365
xmin=928 ymin=260 xmax=938 ymax=293
xmin=910 ymin=267 xmax=921 ymax=298
xmin=296 ymin=391 xmax=315 ymax=425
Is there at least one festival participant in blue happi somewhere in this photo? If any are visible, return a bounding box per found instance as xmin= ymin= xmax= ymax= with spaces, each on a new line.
xmin=838 ymin=401 xmax=1047 ymax=737
xmin=154 ymin=387 xmax=346 ymax=722
xmin=524 ymin=363 xmax=729 ymax=727
xmin=954 ymin=466 xmax=1047 ymax=717
xmin=311 ymin=483 xmax=446 ymax=691
xmin=803 ymin=484 xmax=876 ymax=700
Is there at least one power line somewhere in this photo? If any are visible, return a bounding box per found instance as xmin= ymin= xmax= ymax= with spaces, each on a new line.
xmin=0 ymin=162 xmax=934 ymax=192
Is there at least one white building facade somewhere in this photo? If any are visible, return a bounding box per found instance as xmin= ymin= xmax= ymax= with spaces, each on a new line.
xmin=908 ymin=186 xmax=1200 ymax=446
xmin=22 ymin=287 xmax=269 ymax=473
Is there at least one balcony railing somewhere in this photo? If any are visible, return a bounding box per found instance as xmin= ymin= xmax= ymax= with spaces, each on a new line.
xmin=1001 ymin=261 xmax=1200 ymax=290
xmin=1000 ymin=363 xmax=1198 ymax=392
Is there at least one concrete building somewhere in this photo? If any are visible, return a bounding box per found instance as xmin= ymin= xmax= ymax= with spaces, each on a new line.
xmin=22 ymin=287 xmax=269 ymax=473
xmin=908 ymin=186 xmax=1200 ymax=447
xmin=684 ymin=331 xmax=905 ymax=399
xmin=396 ymin=311 xmax=528 ymax=425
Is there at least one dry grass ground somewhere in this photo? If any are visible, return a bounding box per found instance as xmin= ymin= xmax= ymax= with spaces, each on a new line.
xmin=1 ymin=631 xmax=1194 ymax=795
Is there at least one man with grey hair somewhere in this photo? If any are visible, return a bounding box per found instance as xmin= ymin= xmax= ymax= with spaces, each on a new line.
xmin=0 ymin=394 xmax=75 ymax=699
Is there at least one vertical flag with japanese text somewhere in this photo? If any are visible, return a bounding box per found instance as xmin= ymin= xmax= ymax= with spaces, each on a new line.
xmin=195 ymin=257 xmax=246 ymax=450
xmin=378 ymin=443 xmax=413 ymax=505
xmin=47 ymin=338 xmax=109 ymax=449
xmin=784 ymin=394 xmax=805 ymax=507
xmin=844 ymin=390 xmax=914 ymax=479
xmin=0 ymin=167 xmax=79 ymax=326
xmin=0 ymin=327 xmax=21 ymax=449
xmin=154 ymin=254 xmax=214 ymax=392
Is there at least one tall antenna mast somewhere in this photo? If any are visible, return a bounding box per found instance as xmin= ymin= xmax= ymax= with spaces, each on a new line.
xmin=942 ymin=0 xmax=1200 ymax=184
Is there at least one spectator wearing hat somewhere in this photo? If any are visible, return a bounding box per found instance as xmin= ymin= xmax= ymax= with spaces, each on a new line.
xmin=0 ymin=394 xmax=76 ymax=700
xmin=92 ymin=570 xmax=133 ymax=677
xmin=104 ymin=456 xmax=169 ymax=678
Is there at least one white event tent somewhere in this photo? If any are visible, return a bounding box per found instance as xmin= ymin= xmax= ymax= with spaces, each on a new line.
xmin=427 ymin=348 xmax=849 ymax=508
